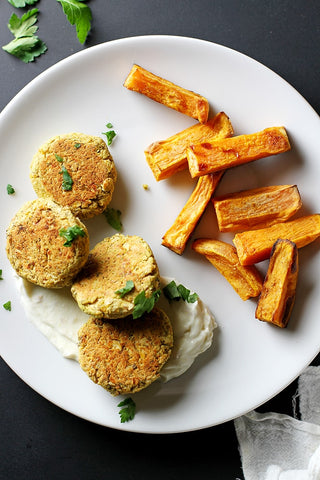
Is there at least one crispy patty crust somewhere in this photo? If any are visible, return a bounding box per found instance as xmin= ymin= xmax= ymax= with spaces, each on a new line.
xmin=30 ymin=132 xmax=117 ymax=219
xmin=6 ymin=198 xmax=90 ymax=288
xmin=78 ymin=307 xmax=173 ymax=395
xmin=71 ymin=234 xmax=160 ymax=319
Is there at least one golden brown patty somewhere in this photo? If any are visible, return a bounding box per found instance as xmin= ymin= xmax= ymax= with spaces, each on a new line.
xmin=6 ymin=198 xmax=90 ymax=288
xmin=30 ymin=132 xmax=117 ymax=219
xmin=78 ymin=307 xmax=173 ymax=395
xmin=71 ymin=234 xmax=160 ymax=319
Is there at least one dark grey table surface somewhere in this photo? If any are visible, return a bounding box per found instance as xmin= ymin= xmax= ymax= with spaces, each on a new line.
xmin=1 ymin=1 xmax=319 ymax=479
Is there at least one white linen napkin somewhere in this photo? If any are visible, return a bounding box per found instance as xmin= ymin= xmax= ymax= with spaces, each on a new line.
xmin=234 ymin=366 xmax=320 ymax=480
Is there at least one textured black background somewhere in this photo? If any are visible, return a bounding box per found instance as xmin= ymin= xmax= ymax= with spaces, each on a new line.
xmin=1 ymin=1 xmax=319 ymax=479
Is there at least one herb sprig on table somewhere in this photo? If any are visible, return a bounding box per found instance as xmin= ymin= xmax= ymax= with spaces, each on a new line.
xmin=56 ymin=0 xmax=92 ymax=44
xmin=8 ymin=0 xmax=39 ymax=7
xmin=2 ymin=8 xmax=47 ymax=63
xmin=3 ymin=0 xmax=93 ymax=62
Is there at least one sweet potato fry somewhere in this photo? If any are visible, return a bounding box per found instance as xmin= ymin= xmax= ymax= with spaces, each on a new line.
xmin=192 ymin=239 xmax=263 ymax=300
xmin=213 ymin=184 xmax=302 ymax=232
xmin=233 ymin=214 xmax=320 ymax=265
xmin=123 ymin=64 xmax=209 ymax=123
xmin=255 ymin=239 xmax=298 ymax=328
xmin=162 ymin=173 xmax=223 ymax=255
xmin=186 ymin=126 xmax=291 ymax=178
xmin=145 ymin=112 xmax=233 ymax=181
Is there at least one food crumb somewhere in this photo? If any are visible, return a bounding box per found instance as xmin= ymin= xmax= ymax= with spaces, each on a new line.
xmin=142 ymin=184 xmax=149 ymax=190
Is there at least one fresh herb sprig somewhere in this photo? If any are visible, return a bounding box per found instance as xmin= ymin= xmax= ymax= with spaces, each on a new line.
xmin=117 ymin=397 xmax=136 ymax=423
xmin=8 ymin=0 xmax=39 ymax=7
xmin=55 ymin=154 xmax=74 ymax=191
xmin=56 ymin=0 xmax=92 ymax=44
xmin=2 ymin=8 xmax=47 ymax=63
xmin=132 ymin=289 xmax=161 ymax=319
xmin=59 ymin=225 xmax=86 ymax=246
xmin=3 ymin=301 xmax=12 ymax=311
xmin=103 ymin=207 xmax=122 ymax=231
xmin=102 ymin=122 xmax=117 ymax=146
xmin=115 ymin=280 xmax=135 ymax=298
xmin=163 ymin=280 xmax=198 ymax=303
xmin=7 ymin=184 xmax=15 ymax=195
xmin=60 ymin=165 xmax=73 ymax=191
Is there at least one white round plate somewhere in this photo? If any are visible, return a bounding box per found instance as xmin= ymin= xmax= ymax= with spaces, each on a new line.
xmin=1 ymin=36 xmax=320 ymax=434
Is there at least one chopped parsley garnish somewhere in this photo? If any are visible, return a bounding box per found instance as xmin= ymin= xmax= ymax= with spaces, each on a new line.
xmin=8 ymin=0 xmax=39 ymax=7
xmin=3 ymin=301 xmax=11 ymax=311
xmin=7 ymin=184 xmax=15 ymax=195
xmin=115 ymin=280 xmax=134 ymax=298
xmin=2 ymin=8 xmax=47 ymax=63
xmin=132 ymin=289 xmax=161 ymax=319
xmin=55 ymin=154 xmax=73 ymax=190
xmin=102 ymin=129 xmax=117 ymax=146
xmin=163 ymin=280 xmax=198 ymax=303
xmin=59 ymin=225 xmax=86 ymax=246
xmin=56 ymin=0 xmax=92 ymax=44
xmin=59 ymin=165 xmax=73 ymax=191
xmin=0 ymin=270 xmax=3 ymax=280
xmin=74 ymin=143 xmax=81 ymax=149
xmin=117 ymin=397 xmax=136 ymax=423
xmin=103 ymin=207 xmax=122 ymax=231
xmin=55 ymin=154 xmax=64 ymax=163
xmin=102 ymin=122 xmax=117 ymax=146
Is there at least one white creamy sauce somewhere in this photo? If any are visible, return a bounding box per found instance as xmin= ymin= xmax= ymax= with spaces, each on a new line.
xmin=158 ymin=277 xmax=217 ymax=381
xmin=16 ymin=275 xmax=217 ymax=382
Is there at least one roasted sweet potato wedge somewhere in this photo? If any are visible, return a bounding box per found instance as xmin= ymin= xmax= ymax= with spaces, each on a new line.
xmin=124 ymin=64 xmax=209 ymax=123
xmin=192 ymin=238 xmax=263 ymax=300
xmin=255 ymin=239 xmax=298 ymax=328
xmin=233 ymin=214 xmax=320 ymax=265
xmin=186 ymin=126 xmax=291 ymax=177
xmin=145 ymin=112 xmax=234 ymax=181
xmin=162 ymin=173 xmax=223 ymax=255
xmin=213 ymin=184 xmax=302 ymax=232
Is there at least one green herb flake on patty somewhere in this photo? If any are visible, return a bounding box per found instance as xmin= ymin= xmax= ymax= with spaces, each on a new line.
xmin=59 ymin=225 xmax=86 ymax=247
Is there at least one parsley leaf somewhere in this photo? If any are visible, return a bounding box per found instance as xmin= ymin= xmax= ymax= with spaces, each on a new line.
xmin=56 ymin=0 xmax=92 ymax=44
xmin=59 ymin=165 xmax=73 ymax=190
xmin=55 ymin=153 xmax=64 ymax=163
xmin=102 ymin=129 xmax=116 ymax=146
xmin=7 ymin=184 xmax=15 ymax=194
xmin=59 ymin=225 xmax=86 ymax=246
xmin=2 ymin=8 xmax=47 ymax=63
xmin=117 ymin=397 xmax=136 ymax=423
xmin=163 ymin=280 xmax=198 ymax=303
xmin=103 ymin=207 xmax=122 ymax=231
xmin=132 ymin=289 xmax=161 ymax=319
xmin=8 ymin=0 xmax=39 ymax=7
xmin=0 ymin=270 xmax=3 ymax=280
xmin=3 ymin=301 xmax=12 ymax=311
xmin=115 ymin=280 xmax=135 ymax=298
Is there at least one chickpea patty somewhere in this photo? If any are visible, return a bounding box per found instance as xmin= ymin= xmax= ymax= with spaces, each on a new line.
xmin=71 ymin=234 xmax=160 ymax=319
xmin=78 ymin=307 xmax=173 ymax=395
xmin=6 ymin=198 xmax=89 ymax=288
xmin=30 ymin=132 xmax=117 ymax=219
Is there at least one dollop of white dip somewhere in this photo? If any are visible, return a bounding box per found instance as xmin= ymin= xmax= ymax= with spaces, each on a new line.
xmin=16 ymin=275 xmax=217 ymax=382
xmin=158 ymin=277 xmax=216 ymax=381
